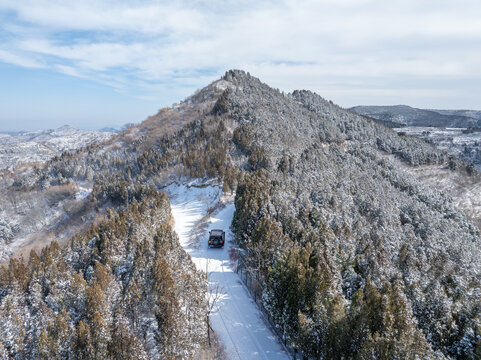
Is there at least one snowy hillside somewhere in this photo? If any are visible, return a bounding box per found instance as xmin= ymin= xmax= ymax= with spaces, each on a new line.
xmin=0 ymin=125 xmax=114 ymax=169
xmin=392 ymin=126 xmax=481 ymax=169
xmin=350 ymin=105 xmax=481 ymax=169
xmin=0 ymin=70 xmax=480 ymax=359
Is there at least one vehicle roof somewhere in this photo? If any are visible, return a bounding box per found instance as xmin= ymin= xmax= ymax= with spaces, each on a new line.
xmin=210 ymin=229 xmax=224 ymax=235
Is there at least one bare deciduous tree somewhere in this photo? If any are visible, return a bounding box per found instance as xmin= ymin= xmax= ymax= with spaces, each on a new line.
xmin=205 ymin=259 xmax=223 ymax=348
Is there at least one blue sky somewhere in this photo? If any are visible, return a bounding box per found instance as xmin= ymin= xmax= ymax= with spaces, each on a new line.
xmin=1 ymin=0 xmax=480 ymax=131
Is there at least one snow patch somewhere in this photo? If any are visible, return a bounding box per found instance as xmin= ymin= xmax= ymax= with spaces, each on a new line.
xmin=76 ymin=185 xmax=92 ymax=200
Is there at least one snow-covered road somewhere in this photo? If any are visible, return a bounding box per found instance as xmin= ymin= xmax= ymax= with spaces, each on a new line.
xmin=166 ymin=183 xmax=289 ymax=360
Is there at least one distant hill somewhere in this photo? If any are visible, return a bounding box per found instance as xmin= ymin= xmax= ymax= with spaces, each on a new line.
xmin=98 ymin=126 xmax=121 ymax=133
xmin=431 ymin=109 xmax=481 ymax=121
xmin=0 ymin=125 xmax=114 ymax=169
xmin=350 ymin=104 xmax=481 ymax=128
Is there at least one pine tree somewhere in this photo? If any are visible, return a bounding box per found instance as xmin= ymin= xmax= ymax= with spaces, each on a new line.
xmin=108 ymin=311 xmax=148 ymax=360
xmin=75 ymin=320 xmax=92 ymax=360
xmin=91 ymin=310 xmax=109 ymax=359
xmin=263 ymin=245 xmax=308 ymax=346
xmin=37 ymin=328 xmax=58 ymax=360
xmin=0 ymin=342 xmax=8 ymax=359
xmin=152 ymin=255 xmax=180 ymax=358
xmin=52 ymin=308 xmax=73 ymax=359
xmin=85 ymin=281 xmax=110 ymax=359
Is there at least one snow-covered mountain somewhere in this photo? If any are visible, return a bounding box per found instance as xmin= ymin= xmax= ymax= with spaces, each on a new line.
xmin=433 ymin=109 xmax=481 ymax=121
xmin=350 ymin=104 xmax=481 ymax=128
xmin=0 ymin=71 xmax=480 ymax=359
xmin=0 ymin=125 xmax=114 ymax=169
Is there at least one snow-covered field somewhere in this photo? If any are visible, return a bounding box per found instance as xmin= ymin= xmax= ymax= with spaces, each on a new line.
xmin=166 ymin=183 xmax=289 ymax=360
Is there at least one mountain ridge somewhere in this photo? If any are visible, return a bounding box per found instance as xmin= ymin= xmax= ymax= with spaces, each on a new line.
xmin=350 ymin=104 xmax=481 ymax=128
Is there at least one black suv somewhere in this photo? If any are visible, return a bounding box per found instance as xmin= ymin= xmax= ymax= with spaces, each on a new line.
xmin=208 ymin=229 xmax=225 ymax=248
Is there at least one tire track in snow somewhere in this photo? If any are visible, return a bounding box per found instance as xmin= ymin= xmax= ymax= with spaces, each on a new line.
xmin=215 ymin=285 xmax=243 ymax=360
xmin=219 ymin=255 xmax=270 ymax=360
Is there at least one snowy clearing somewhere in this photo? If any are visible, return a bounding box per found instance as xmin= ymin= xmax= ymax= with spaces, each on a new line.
xmin=166 ymin=183 xmax=289 ymax=360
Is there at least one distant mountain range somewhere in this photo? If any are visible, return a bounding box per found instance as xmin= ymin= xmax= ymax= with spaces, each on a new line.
xmin=0 ymin=125 xmax=115 ymax=169
xmin=350 ymin=105 xmax=481 ymax=128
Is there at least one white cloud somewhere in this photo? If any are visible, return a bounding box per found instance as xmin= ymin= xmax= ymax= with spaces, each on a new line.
xmin=0 ymin=49 xmax=44 ymax=68
xmin=1 ymin=0 xmax=480 ymax=108
xmin=55 ymin=64 xmax=85 ymax=78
